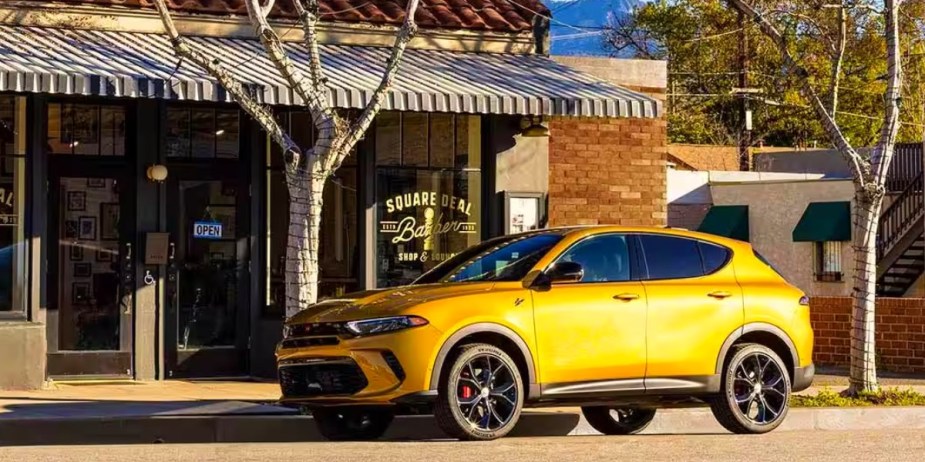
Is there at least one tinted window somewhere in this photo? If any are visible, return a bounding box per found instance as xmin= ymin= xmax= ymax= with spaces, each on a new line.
xmin=639 ymin=235 xmax=704 ymax=280
xmin=415 ymin=233 xmax=563 ymax=284
xmin=699 ymin=242 xmax=731 ymax=274
xmin=557 ymin=234 xmax=631 ymax=283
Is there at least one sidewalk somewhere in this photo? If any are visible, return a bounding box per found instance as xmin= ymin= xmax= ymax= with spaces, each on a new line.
xmin=0 ymin=372 xmax=924 ymax=445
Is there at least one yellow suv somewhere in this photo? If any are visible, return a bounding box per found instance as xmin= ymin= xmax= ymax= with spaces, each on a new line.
xmin=277 ymin=226 xmax=814 ymax=441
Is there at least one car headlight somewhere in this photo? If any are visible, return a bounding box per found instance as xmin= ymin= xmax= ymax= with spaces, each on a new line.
xmin=344 ymin=316 xmax=428 ymax=336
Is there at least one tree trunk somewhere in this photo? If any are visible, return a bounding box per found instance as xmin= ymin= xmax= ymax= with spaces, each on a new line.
xmin=848 ymin=187 xmax=882 ymax=394
xmin=284 ymin=170 xmax=325 ymax=319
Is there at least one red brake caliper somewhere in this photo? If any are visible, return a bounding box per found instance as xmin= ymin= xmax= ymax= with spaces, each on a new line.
xmin=461 ymin=385 xmax=474 ymax=399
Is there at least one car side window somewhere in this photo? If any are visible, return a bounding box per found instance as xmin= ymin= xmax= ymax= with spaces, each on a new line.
xmin=698 ymin=242 xmax=731 ymax=275
xmin=638 ymin=234 xmax=704 ymax=280
xmin=556 ymin=234 xmax=632 ymax=283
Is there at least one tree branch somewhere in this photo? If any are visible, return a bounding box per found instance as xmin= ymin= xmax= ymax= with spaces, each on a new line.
xmin=871 ymin=0 xmax=904 ymax=182
xmin=331 ymin=0 xmax=421 ymax=173
xmin=151 ymin=0 xmax=299 ymax=160
xmin=726 ymin=0 xmax=869 ymax=184
xmin=292 ymin=0 xmax=328 ymax=96
xmin=831 ymin=2 xmax=847 ymax=116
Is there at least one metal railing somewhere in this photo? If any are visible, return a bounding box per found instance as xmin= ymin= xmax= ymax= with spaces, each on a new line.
xmin=877 ymin=170 xmax=924 ymax=259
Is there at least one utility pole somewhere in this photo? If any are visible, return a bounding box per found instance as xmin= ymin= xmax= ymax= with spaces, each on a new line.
xmin=737 ymin=10 xmax=752 ymax=171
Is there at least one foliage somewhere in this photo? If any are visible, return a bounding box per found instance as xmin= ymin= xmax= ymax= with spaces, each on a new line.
xmin=791 ymin=388 xmax=925 ymax=407
xmin=605 ymin=0 xmax=925 ymax=147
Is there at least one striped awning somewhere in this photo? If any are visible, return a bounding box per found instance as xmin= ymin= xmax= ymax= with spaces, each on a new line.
xmin=0 ymin=25 xmax=660 ymax=118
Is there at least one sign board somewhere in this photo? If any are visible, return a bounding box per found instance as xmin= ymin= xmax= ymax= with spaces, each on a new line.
xmin=193 ymin=221 xmax=223 ymax=240
xmin=144 ymin=232 xmax=170 ymax=265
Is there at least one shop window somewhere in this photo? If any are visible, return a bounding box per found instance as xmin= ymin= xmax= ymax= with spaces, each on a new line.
xmin=166 ymin=107 xmax=240 ymax=159
xmin=0 ymin=96 xmax=28 ymax=315
xmin=814 ymin=241 xmax=843 ymax=282
xmin=376 ymin=112 xmax=482 ymax=287
xmin=47 ymin=103 xmax=125 ymax=156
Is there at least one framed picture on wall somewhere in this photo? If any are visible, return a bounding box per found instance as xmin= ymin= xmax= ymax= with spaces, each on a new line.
xmin=87 ymin=178 xmax=106 ymax=188
xmin=67 ymin=191 xmax=86 ymax=211
xmin=64 ymin=220 xmax=80 ymax=239
xmin=502 ymin=191 xmax=546 ymax=235
xmin=73 ymin=262 xmax=92 ymax=278
xmin=100 ymin=203 xmax=120 ymax=240
xmin=69 ymin=245 xmax=83 ymax=261
xmin=72 ymin=282 xmax=90 ymax=305
xmin=96 ymin=247 xmax=114 ymax=263
xmin=78 ymin=216 xmax=96 ymax=240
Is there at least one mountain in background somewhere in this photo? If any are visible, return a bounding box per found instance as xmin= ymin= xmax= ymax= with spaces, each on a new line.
xmin=544 ymin=0 xmax=638 ymax=56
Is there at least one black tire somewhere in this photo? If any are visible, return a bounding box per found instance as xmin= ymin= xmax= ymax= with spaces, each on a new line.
xmin=581 ymin=407 xmax=657 ymax=435
xmin=434 ymin=343 xmax=525 ymax=441
xmin=710 ymin=343 xmax=791 ymax=434
xmin=312 ymin=407 xmax=394 ymax=441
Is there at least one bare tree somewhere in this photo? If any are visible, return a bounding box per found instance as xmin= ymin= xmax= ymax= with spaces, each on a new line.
xmin=727 ymin=0 xmax=904 ymax=394
xmin=152 ymin=0 xmax=421 ymax=318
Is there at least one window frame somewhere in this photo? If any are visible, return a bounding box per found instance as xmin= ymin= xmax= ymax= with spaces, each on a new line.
xmin=0 ymin=95 xmax=29 ymax=320
xmin=814 ymin=241 xmax=843 ymax=283
xmin=633 ymin=233 xmax=732 ymax=282
xmin=697 ymin=241 xmax=733 ymax=276
xmin=544 ymin=233 xmax=640 ymax=284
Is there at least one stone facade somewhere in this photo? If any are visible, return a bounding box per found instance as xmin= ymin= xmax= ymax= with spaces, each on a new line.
xmin=547 ymin=117 xmax=668 ymax=227
xmin=811 ymin=297 xmax=925 ymax=374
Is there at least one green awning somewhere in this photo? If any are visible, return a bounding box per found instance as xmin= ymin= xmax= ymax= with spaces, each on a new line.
xmin=792 ymin=201 xmax=852 ymax=242
xmin=697 ymin=205 xmax=750 ymax=242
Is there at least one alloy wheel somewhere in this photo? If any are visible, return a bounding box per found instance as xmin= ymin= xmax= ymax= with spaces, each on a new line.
xmin=732 ymin=352 xmax=788 ymax=425
xmin=456 ymin=354 xmax=519 ymax=431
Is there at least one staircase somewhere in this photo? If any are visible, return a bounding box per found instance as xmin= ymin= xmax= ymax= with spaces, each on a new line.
xmin=876 ymin=169 xmax=925 ymax=297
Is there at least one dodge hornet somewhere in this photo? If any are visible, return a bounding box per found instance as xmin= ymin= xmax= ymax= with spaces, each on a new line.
xmin=276 ymin=226 xmax=815 ymax=441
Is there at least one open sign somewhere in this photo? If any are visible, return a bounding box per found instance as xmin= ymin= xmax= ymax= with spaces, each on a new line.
xmin=193 ymin=221 xmax=223 ymax=240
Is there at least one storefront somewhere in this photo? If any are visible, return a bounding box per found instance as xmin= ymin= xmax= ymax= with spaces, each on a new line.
xmin=0 ymin=1 xmax=661 ymax=387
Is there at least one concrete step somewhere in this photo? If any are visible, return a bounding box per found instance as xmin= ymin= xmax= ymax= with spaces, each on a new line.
xmin=3 ymin=407 xmax=925 ymax=446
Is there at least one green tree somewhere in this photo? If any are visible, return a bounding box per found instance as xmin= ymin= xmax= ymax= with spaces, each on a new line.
xmin=606 ymin=0 xmax=925 ymax=148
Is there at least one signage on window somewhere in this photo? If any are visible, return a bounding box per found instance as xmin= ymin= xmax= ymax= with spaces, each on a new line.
xmin=379 ymin=191 xmax=477 ymax=263
xmin=193 ymin=221 xmax=223 ymax=240
xmin=0 ymin=187 xmax=15 ymax=227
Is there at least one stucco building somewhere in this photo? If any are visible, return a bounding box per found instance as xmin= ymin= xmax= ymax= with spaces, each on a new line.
xmin=0 ymin=0 xmax=667 ymax=388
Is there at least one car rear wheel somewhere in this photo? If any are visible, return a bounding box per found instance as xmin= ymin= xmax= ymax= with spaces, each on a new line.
xmin=434 ymin=343 xmax=525 ymax=441
xmin=581 ymin=407 xmax=656 ymax=435
xmin=312 ymin=407 xmax=394 ymax=441
xmin=710 ymin=343 xmax=791 ymax=434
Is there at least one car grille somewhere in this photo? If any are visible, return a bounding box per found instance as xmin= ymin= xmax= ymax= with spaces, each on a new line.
xmin=279 ymin=360 xmax=368 ymax=397
xmin=287 ymin=323 xmax=349 ymax=338
xmin=280 ymin=337 xmax=339 ymax=349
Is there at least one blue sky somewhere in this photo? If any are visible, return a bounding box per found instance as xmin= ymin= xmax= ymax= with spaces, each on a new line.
xmin=543 ymin=0 xmax=640 ymax=56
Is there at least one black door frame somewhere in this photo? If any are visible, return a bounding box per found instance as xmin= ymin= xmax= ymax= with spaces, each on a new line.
xmin=163 ymin=160 xmax=252 ymax=378
xmin=46 ymin=154 xmax=137 ymax=378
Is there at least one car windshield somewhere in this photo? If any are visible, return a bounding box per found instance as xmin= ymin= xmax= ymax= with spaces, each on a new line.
xmin=414 ymin=233 xmax=564 ymax=284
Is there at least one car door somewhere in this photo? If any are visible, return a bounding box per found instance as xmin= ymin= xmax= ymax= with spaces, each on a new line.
xmin=532 ymin=233 xmax=648 ymax=388
xmin=636 ymin=234 xmax=744 ymax=387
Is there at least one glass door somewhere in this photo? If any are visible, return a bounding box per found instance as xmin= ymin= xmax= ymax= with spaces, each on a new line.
xmin=165 ymin=176 xmax=250 ymax=378
xmin=47 ymin=174 xmax=134 ymax=377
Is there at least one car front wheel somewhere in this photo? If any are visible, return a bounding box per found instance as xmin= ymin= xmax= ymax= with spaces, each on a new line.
xmin=434 ymin=343 xmax=525 ymax=441
xmin=312 ymin=407 xmax=394 ymax=441
xmin=581 ymin=407 xmax=656 ymax=435
xmin=710 ymin=343 xmax=791 ymax=434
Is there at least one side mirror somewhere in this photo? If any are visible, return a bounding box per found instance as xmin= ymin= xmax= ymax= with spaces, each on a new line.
xmin=546 ymin=261 xmax=584 ymax=284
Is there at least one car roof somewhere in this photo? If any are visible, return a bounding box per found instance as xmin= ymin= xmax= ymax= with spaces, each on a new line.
xmin=539 ymin=225 xmax=752 ymax=250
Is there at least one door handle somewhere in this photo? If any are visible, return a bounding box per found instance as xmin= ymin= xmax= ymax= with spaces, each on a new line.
xmin=613 ymin=293 xmax=640 ymax=301
xmin=708 ymin=291 xmax=733 ymax=299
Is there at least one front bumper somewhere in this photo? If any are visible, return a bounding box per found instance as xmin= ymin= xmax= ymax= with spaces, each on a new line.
xmin=275 ymin=324 xmax=443 ymax=406
xmin=792 ymin=363 xmax=815 ymax=392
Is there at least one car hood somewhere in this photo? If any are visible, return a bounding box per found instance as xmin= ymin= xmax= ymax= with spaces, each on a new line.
xmin=286 ymin=283 xmax=496 ymax=324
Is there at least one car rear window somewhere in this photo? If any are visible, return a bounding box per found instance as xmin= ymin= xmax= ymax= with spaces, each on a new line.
xmin=638 ymin=234 xmax=704 ymax=280
xmin=698 ymin=242 xmax=731 ymax=275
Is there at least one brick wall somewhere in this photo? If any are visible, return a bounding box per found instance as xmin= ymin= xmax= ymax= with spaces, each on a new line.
xmin=547 ymin=117 xmax=668 ymax=227
xmin=811 ymin=297 xmax=925 ymax=373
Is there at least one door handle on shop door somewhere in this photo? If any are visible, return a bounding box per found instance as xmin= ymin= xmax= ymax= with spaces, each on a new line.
xmin=614 ymin=293 xmax=640 ymax=301
xmin=708 ymin=291 xmax=733 ymax=299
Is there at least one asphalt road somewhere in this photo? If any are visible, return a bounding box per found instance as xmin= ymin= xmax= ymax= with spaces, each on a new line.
xmin=2 ymin=430 xmax=924 ymax=462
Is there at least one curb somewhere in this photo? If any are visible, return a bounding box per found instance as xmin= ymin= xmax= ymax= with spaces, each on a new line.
xmin=1 ymin=407 xmax=924 ymax=445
